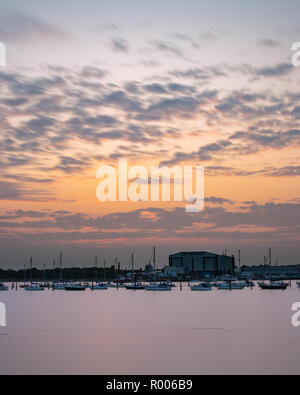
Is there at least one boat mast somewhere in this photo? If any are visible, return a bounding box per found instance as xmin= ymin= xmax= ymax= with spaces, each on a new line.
xmin=238 ymin=250 xmax=241 ymax=269
xmin=153 ymin=247 xmax=156 ymax=271
xmin=53 ymin=259 xmax=56 ymax=283
xmin=60 ymin=251 xmax=63 ymax=282
xmin=269 ymin=248 xmax=272 ymax=266
xmin=131 ymin=253 xmax=134 ymax=283
xmin=30 ymin=257 xmax=33 ymax=284
xmin=95 ymin=256 xmax=98 ymax=282
xmin=115 ymin=258 xmax=118 ymax=282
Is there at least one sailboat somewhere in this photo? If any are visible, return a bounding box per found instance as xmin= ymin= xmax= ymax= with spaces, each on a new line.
xmin=146 ymin=282 xmax=172 ymax=291
xmin=190 ymin=282 xmax=212 ymax=291
xmin=258 ymin=281 xmax=288 ymax=290
xmin=53 ymin=252 xmax=66 ymax=289
xmin=125 ymin=253 xmax=145 ymax=290
xmin=64 ymin=283 xmax=87 ymax=291
xmin=145 ymin=247 xmax=172 ymax=291
xmin=25 ymin=258 xmax=45 ymax=291
xmin=106 ymin=258 xmax=124 ymax=288
xmin=217 ymin=281 xmax=245 ymax=290
xmin=92 ymin=257 xmax=108 ymax=290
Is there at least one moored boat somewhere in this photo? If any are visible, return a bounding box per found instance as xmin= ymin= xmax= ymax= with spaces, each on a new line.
xmin=64 ymin=283 xmax=87 ymax=291
xmin=217 ymin=282 xmax=245 ymax=290
xmin=258 ymin=281 xmax=288 ymax=290
xmin=241 ymin=281 xmax=256 ymax=288
xmin=0 ymin=283 xmax=8 ymax=291
xmin=92 ymin=282 xmax=108 ymax=290
xmin=25 ymin=283 xmax=45 ymax=291
xmin=106 ymin=282 xmax=125 ymax=288
xmin=191 ymin=282 xmax=212 ymax=291
xmin=53 ymin=282 xmax=66 ymax=290
xmin=145 ymin=283 xmax=172 ymax=291
xmin=125 ymin=283 xmax=145 ymax=290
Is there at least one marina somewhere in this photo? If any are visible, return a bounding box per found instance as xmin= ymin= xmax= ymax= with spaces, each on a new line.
xmin=0 ymin=250 xmax=298 ymax=293
xmin=0 ymin=279 xmax=295 ymax=293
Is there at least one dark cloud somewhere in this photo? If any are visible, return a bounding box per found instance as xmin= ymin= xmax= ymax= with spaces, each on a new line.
xmin=54 ymin=155 xmax=91 ymax=174
xmin=138 ymin=97 xmax=201 ymax=122
xmin=111 ymin=37 xmax=130 ymax=53
xmin=169 ymin=66 xmax=226 ymax=81
xmin=143 ymin=83 xmax=168 ymax=94
xmin=0 ymin=181 xmax=53 ymax=201
xmin=85 ymin=115 xmax=120 ymax=128
xmin=161 ymin=140 xmax=232 ymax=166
xmin=102 ymin=90 xmax=142 ymax=112
xmin=150 ymin=40 xmax=184 ymax=57
xmin=1 ymin=200 xmax=299 ymax=242
xmin=257 ymin=38 xmax=281 ymax=48
xmin=80 ymin=66 xmax=107 ymax=79
xmin=167 ymin=83 xmax=195 ymax=94
xmin=254 ymin=63 xmax=293 ymax=77
xmin=230 ymin=128 xmax=300 ymax=149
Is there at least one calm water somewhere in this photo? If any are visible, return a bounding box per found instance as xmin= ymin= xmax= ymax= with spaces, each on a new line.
xmin=0 ymin=283 xmax=300 ymax=375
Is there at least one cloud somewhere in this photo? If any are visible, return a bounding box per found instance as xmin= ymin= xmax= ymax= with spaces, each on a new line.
xmin=1 ymin=200 xmax=300 ymax=243
xmin=54 ymin=155 xmax=91 ymax=174
xmin=169 ymin=66 xmax=226 ymax=81
xmin=102 ymin=90 xmax=142 ymax=112
xmin=0 ymin=181 xmax=54 ymax=201
xmin=257 ymin=38 xmax=281 ymax=48
xmin=143 ymin=83 xmax=168 ymax=94
xmin=230 ymin=129 xmax=300 ymax=149
xmin=145 ymin=97 xmax=200 ymax=120
xmin=161 ymin=140 xmax=232 ymax=166
xmin=80 ymin=66 xmax=107 ymax=79
xmin=150 ymin=40 xmax=184 ymax=57
xmin=111 ymin=37 xmax=130 ymax=53
xmin=0 ymin=9 xmax=69 ymax=43
xmin=254 ymin=63 xmax=293 ymax=77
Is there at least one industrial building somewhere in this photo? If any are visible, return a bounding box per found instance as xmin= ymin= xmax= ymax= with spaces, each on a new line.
xmin=169 ymin=251 xmax=235 ymax=275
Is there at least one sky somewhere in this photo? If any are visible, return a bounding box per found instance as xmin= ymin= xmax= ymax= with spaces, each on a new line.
xmin=0 ymin=1 xmax=300 ymax=269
